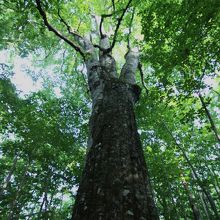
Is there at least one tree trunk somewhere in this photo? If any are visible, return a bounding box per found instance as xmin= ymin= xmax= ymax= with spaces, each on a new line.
xmin=72 ymin=44 xmax=158 ymax=219
xmin=198 ymin=190 xmax=211 ymax=220
xmin=204 ymin=161 xmax=220 ymax=200
xmin=198 ymin=93 xmax=220 ymax=143
xmin=0 ymin=155 xmax=18 ymax=198
xmin=182 ymin=180 xmax=201 ymax=220
xmin=72 ymin=78 xmax=158 ymax=219
xmin=31 ymin=6 xmax=158 ymax=217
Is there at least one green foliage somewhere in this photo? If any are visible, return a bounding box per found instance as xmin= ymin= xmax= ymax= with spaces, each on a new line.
xmin=0 ymin=0 xmax=220 ymax=219
xmin=0 ymin=65 xmax=90 ymax=218
xmin=136 ymin=1 xmax=220 ymax=218
xmin=140 ymin=0 xmax=220 ymax=90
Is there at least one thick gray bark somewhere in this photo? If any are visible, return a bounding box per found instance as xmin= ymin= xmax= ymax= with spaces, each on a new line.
xmin=120 ymin=49 xmax=139 ymax=85
xmin=72 ymin=42 xmax=158 ymax=219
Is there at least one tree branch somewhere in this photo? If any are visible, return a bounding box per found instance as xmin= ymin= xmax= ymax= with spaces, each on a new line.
xmin=95 ymin=0 xmax=133 ymax=53
xmin=90 ymin=14 xmax=100 ymax=39
xmin=138 ymin=62 xmax=148 ymax=94
xmin=99 ymin=16 xmax=105 ymax=39
xmin=99 ymin=13 xmax=114 ymax=38
xmin=35 ymin=0 xmax=85 ymax=59
xmin=112 ymin=0 xmax=115 ymax=12
xmin=57 ymin=7 xmax=83 ymax=40
xmin=198 ymin=93 xmax=220 ymax=143
xmin=127 ymin=8 xmax=135 ymax=50
xmin=106 ymin=0 xmax=133 ymax=53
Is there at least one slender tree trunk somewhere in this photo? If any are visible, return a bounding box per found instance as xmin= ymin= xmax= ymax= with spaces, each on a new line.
xmin=198 ymin=93 xmax=220 ymax=143
xmin=162 ymin=121 xmax=219 ymax=219
xmin=0 ymin=155 xmax=18 ymax=198
xmin=72 ymin=40 xmax=158 ymax=219
xmin=182 ymin=180 xmax=201 ymax=220
xmin=204 ymin=162 xmax=220 ymax=200
xmin=198 ymin=190 xmax=211 ymax=220
xmin=202 ymin=191 xmax=215 ymax=219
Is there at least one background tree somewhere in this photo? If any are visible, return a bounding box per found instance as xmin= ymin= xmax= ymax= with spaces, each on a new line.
xmin=0 ymin=0 xmax=219 ymax=219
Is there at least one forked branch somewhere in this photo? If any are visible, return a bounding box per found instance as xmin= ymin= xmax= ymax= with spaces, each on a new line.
xmin=57 ymin=8 xmax=82 ymax=39
xmin=35 ymin=0 xmax=85 ymax=59
xmin=96 ymin=0 xmax=133 ymax=53
xmin=106 ymin=0 xmax=133 ymax=53
xmin=99 ymin=14 xmax=112 ymax=38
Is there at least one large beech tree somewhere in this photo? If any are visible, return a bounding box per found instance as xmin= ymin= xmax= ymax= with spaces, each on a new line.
xmin=35 ymin=0 xmax=158 ymax=219
xmin=0 ymin=0 xmax=219 ymax=219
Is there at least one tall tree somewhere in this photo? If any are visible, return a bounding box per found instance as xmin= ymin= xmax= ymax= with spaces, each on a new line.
xmin=1 ymin=0 xmax=219 ymax=219
xmin=33 ymin=0 xmax=159 ymax=219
